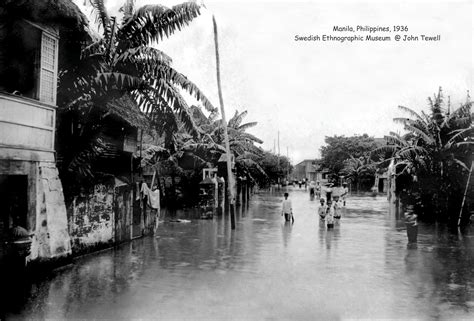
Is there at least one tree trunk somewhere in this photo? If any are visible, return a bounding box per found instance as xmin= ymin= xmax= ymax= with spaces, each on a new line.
xmin=213 ymin=15 xmax=235 ymax=229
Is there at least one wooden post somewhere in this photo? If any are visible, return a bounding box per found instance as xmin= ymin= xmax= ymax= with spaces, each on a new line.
xmin=213 ymin=15 xmax=235 ymax=229
xmin=150 ymin=167 xmax=156 ymax=190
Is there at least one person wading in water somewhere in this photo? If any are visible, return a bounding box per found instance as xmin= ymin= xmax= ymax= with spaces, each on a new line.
xmin=281 ymin=192 xmax=294 ymax=223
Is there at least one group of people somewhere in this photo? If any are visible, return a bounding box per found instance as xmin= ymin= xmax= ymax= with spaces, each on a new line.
xmin=281 ymin=182 xmax=349 ymax=229
xmin=317 ymin=197 xmax=343 ymax=228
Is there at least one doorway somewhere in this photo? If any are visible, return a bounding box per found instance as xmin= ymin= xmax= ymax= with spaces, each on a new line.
xmin=0 ymin=175 xmax=28 ymax=237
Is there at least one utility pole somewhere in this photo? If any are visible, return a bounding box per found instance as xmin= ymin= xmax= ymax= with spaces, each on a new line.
xmin=213 ymin=15 xmax=235 ymax=229
xmin=278 ymin=131 xmax=280 ymax=157
xmin=277 ymin=131 xmax=280 ymax=185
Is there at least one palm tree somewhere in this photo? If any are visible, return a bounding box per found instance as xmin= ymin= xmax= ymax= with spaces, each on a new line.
xmin=57 ymin=0 xmax=216 ymax=181
xmin=207 ymin=110 xmax=265 ymax=173
xmin=341 ymin=155 xmax=375 ymax=193
xmin=374 ymin=88 xmax=473 ymax=222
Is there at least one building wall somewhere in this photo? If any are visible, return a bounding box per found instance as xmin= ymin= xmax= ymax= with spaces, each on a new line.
xmin=0 ymin=93 xmax=56 ymax=153
xmin=67 ymin=182 xmax=115 ymax=254
xmin=294 ymin=160 xmax=318 ymax=181
xmin=0 ymin=159 xmax=72 ymax=261
xmin=66 ymin=180 xmax=157 ymax=256
xmin=34 ymin=165 xmax=72 ymax=259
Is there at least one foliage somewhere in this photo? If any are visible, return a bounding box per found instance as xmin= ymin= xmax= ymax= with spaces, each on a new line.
xmin=196 ymin=109 xmax=265 ymax=182
xmin=57 ymin=0 xmax=215 ymax=187
xmin=253 ymin=151 xmax=292 ymax=187
xmin=320 ymin=134 xmax=379 ymax=178
xmin=341 ymin=155 xmax=376 ymax=192
xmin=140 ymin=108 xmax=267 ymax=205
xmin=373 ymin=88 xmax=473 ymax=223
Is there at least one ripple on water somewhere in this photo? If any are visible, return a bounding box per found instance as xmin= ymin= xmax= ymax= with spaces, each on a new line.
xmin=5 ymin=191 xmax=474 ymax=320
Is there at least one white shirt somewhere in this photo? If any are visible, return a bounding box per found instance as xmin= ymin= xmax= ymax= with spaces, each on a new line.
xmin=326 ymin=205 xmax=335 ymax=224
xmin=282 ymin=199 xmax=292 ymax=214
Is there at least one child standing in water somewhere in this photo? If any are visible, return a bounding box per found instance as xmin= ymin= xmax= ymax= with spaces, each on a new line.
xmin=341 ymin=182 xmax=349 ymax=206
xmin=333 ymin=197 xmax=341 ymax=220
xmin=326 ymin=200 xmax=335 ymax=228
xmin=281 ymin=192 xmax=294 ymax=223
xmin=318 ymin=198 xmax=327 ymax=221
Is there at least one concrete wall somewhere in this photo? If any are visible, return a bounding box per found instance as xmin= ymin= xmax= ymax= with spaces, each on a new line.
xmin=31 ymin=165 xmax=72 ymax=260
xmin=67 ymin=182 xmax=115 ymax=254
xmin=67 ymin=180 xmax=158 ymax=256
xmin=0 ymin=159 xmax=72 ymax=262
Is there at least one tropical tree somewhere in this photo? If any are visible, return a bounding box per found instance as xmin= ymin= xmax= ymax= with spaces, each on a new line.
xmin=263 ymin=152 xmax=291 ymax=186
xmin=57 ymin=0 xmax=216 ymax=185
xmin=139 ymin=107 xmax=267 ymax=206
xmin=320 ymin=134 xmax=379 ymax=178
xmin=341 ymin=155 xmax=376 ymax=192
xmin=211 ymin=110 xmax=265 ymax=180
xmin=374 ymin=88 xmax=473 ymax=222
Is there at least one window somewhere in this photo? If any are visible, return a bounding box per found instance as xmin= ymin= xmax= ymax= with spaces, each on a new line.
xmin=0 ymin=20 xmax=58 ymax=105
xmin=39 ymin=32 xmax=57 ymax=104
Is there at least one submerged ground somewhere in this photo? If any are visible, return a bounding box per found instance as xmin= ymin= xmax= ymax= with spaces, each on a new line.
xmin=6 ymin=187 xmax=474 ymax=320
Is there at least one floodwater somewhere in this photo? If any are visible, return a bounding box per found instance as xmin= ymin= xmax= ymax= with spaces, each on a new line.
xmin=4 ymin=187 xmax=474 ymax=320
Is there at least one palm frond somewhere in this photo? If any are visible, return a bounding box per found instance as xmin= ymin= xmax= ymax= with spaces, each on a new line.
xmin=153 ymin=65 xmax=216 ymax=113
xmin=236 ymin=157 xmax=267 ymax=176
xmin=446 ymin=126 xmax=474 ymax=146
xmin=403 ymin=123 xmax=435 ymax=145
xmin=397 ymin=145 xmax=428 ymax=160
xmin=454 ymin=141 xmax=474 ymax=148
xmin=398 ymin=105 xmax=424 ymax=122
xmin=384 ymin=134 xmax=408 ymax=147
xmin=95 ymin=72 xmax=145 ymax=91
xmin=88 ymin=0 xmax=110 ymax=35
xmin=68 ymin=136 xmax=106 ymax=179
xmin=442 ymin=102 xmax=472 ymax=128
xmin=114 ymin=45 xmax=172 ymax=68
xmin=81 ymin=39 xmax=106 ymax=59
xmin=452 ymin=158 xmax=470 ymax=171
xmin=229 ymin=110 xmax=248 ymax=128
xmin=228 ymin=110 xmax=239 ymax=128
xmin=238 ymin=122 xmax=258 ymax=131
xmin=120 ymin=0 xmax=136 ymax=23
xmin=118 ymin=2 xmax=202 ymax=47
xmin=371 ymin=145 xmax=399 ymax=157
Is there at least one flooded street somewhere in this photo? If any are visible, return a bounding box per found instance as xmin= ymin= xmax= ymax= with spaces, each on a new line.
xmin=6 ymin=188 xmax=474 ymax=320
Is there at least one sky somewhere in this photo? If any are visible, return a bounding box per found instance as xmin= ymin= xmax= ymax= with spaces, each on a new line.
xmin=75 ymin=0 xmax=473 ymax=164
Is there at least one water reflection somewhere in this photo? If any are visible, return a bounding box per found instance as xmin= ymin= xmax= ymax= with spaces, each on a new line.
xmin=3 ymin=188 xmax=474 ymax=319
xmin=281 ymin=221 xmax=292 ymax=248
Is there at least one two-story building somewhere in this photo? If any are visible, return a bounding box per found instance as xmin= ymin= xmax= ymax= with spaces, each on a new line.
xmin=0 ymin=0 xmax=88 ymax=262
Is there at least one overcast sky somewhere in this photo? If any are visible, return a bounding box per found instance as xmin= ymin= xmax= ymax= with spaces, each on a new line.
xmin=77 ymin=0 xmax=473 ymax=164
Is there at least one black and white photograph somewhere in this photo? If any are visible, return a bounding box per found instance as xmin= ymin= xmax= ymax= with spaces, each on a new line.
xmin=0 ymin=0 xmax=473 ymax=319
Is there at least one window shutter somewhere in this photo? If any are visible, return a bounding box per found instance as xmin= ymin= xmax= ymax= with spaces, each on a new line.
xmin=39 ymin=32 xmax=58 ymax=105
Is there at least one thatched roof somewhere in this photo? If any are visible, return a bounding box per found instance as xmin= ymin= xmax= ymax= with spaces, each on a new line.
xmin=106 ymin=95 xmax=151 ymax=130
xmin=1 ymin=0 xmax=88 ymax=34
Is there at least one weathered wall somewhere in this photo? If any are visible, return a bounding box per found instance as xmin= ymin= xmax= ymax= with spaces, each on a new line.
xmin=67 ymin=182 xmax=115 ymax=254
xmin=0 ymin=160 xmax=71 ymax=262
xmin=113 ymin=184 xmax=132 ymax=244
xmin=66 ymin=180 xmax=158 ymax=255
xmin=34 ymin=165 xmax=72 ymax=259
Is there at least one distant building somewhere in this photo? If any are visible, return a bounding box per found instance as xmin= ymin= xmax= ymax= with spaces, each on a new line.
xmin=293 ymin=159 xmax=329 ymax=183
